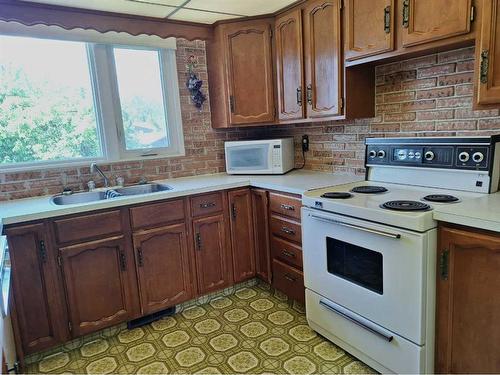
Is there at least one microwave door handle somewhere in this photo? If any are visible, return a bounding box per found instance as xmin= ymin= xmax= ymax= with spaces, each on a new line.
xmin=309 ymin=214 xmax=401 ymax=239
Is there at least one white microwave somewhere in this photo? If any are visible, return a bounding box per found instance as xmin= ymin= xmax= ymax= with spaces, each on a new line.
xmin=225 ymin=138 xmax=295 ymax=175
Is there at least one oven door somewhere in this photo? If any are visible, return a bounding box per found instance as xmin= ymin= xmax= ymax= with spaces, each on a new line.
xmin=302 ymin=207 xmax=432 ymax=345
xmin=225 ymin=143 xmax=273 ymax=174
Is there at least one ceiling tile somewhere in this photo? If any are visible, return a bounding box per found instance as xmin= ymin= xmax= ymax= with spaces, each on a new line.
xmin=20 ymin=0 xmax=176 ymax=18
xmin=168 ymin=8 xmax=242 ymax=24
xmin=185 ymin=0 xmax=297 ymax=16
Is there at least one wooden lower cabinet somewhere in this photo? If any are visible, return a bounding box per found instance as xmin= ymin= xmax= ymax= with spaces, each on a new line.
xmin=132 ymin=223 xmax=193 ymax=316
xmin=228 ymin=189 xmax=256 ymax=282
xmin=58 ymin=235 xmax=139 ymax=337
xmin=192 ymin=214 xmax=233 ymax=295
xmin=272 ymin=259 xmax=305 ymax=304
xmin=252 ymin=189 xmax=271 ymax=283
xmin=6 ymin=224 xmax=67 ymax=357
xmin=436 ymin=225 xmax=500 ymax=373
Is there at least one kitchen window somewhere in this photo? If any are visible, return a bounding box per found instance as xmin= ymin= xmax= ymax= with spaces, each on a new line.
xmin=0 ymin=34 xmax=184 ymax=170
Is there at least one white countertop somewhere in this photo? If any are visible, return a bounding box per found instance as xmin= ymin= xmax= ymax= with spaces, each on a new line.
xmin=0 ymin=170 xmax=362 ymax=232
xmin=433 ymin=193 xmax=500 ymax=233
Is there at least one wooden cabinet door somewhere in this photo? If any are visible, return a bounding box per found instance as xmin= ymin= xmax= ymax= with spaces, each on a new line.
xmin=228 ymin=189 xmax=255 ymax=282
xmin=223 ymin=20 xmax=275 ymax=125
xmin=193 ymin=214 xmax=232 ymax=294
xmin=303 ymin=0 xmax=343 ymax=118
xmin=59 ymin=236 xmax=138 ymax=337
xmin=275 ymin=9 xmax=305 ymax=121
xmin=345 ymin=0 xmax=395 ymax=61
xmin=133 ymin=223 xmax=193 ymax=316
xmin=251 ymin=189 xmax=271 ymax=283
xmin=401 ymin=0 xmax=472 ymax=47
xmin=436 ymin=226 xmax=500 ymax=373
xmin=6 ymin=224 xmax=66 ymax=355
xmin=477 ymin=0 xmax=500 ymax=105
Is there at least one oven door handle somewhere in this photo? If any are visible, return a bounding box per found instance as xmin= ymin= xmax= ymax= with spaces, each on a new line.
xmin=319 ymin=300 xmax=394 ymax=342
xmin=310 ymin=214 xmax=401 ymax=239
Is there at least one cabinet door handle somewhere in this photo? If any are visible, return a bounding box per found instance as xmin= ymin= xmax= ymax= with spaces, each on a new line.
xmin=306 ymin=84 xmax=313 ymax=105
xmin=296 ymin=87 xmax=302 ymax=106
xmin=402 ymin=0 xmax=409 ymax=28
xmin=200 ymin=202 xmax=216 ymax=209
xmin=196 ymin=233 xmax=202 ymax=250
xmin=231 ymin=203 xmax=237 ymax=219
xmin=39 ymin=240 xmax=47 ymax=263
xmin=280 ymin=204 xmax=295 ymax=211
xmin=480 ymin=50 xmax=490 ymax=84
xmin=281 ymin=226 xmax=295 ymax=235
xmin=440 ymin=249 xmax=449 ymax=280
xmin=284 ymin=274 xmax=296 ymax=282
xmin=137 ymin=247 xmax=144 ymax=267
xmin=282 ymin=250 xmax=296 ymax=258
xmin=384 ymin=5 xmax=391 ymax=33
xmin=119 ymin=252 xmax=127 ymax=271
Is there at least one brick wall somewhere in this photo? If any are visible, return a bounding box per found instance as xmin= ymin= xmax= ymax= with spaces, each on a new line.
xmin=1 ymin=42 xmax=500 ymax=201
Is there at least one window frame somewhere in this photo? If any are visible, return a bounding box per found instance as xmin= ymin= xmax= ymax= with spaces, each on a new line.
xmin=0 ymin=36 xmax=184 ymax=172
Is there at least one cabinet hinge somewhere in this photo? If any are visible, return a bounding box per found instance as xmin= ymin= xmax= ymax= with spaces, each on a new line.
xmin=339 ymin=0 xmax=343 ymax=9
xmin=340 ymin=97 xmax=344 ymax=110
xmin=470 ymin=5 xmax=475 ymax=22
xmin=57 ymin=255 xmax=62 ymax=267
xmin=68 ymin=321 xmax=72 ymax=332
xmin=439 ymin=249 xmax=449 ymax=280
xmin=229 ymin=95 xmax=235 ymax=113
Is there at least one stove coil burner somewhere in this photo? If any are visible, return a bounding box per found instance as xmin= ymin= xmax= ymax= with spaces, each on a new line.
xmin=382 ymin=200 xmax=431 ymax=211
xmin=321 ymin=192 xmax=353 ymax=199
xmin=423 ymin=194 xmax=459 ymax=203
xmin=351 ymin=186 xmax=388 ymax=194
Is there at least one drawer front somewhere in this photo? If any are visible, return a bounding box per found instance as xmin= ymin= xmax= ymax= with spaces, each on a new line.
xmin=269 ymin=192 xmax=301 ymax=221
xmin=272 ymin=259 xmax=304 ymax=304
xmin=190 ymin=192 xmax=224 ymax=217
xmin=270 ymin=215 xmax=302 ymax=244
xmin=271 ymin=235 xmax=303 ymax=269
xmin=130 ymin=199 xmax=185 ymax=230
xmin=54 ymin=210 xmax=123 ymax=244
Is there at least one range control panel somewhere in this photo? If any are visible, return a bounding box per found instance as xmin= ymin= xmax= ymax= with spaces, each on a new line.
xmin=366 ymin=137 xmax=497 ymax=171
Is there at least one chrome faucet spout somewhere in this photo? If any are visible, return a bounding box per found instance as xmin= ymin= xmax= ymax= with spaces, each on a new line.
xmin=90 ymin=163 xmax=110 ymax=188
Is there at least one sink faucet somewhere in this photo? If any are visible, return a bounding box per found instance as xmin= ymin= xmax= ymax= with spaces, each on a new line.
xmin=90 ymin=163 xmax=110 ymax=188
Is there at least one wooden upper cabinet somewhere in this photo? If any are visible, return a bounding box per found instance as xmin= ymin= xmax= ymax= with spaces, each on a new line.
xmin=401 ymin=0 xmax=473 ymax=47
xmin=228 ymin=189 xmax=256 ymax=283
xmin=133 ymin=223 xmax=193 ymax=316
xmin=476 ymin=0 xmax=500 ymax=105
xmin=59 ymin=236 xmax=138 ymax=337
xmin=251 ymin=189 xmax=271 ymax=283
xmin=6 ymin=224 xmax=66 ymax=356
xmin=224 ymin=20 xmax=275 ymax=125
xmin=193 ymin=214 xmax=232 ymax=294
xmin=436 ymin=226 xmax=500 ymax=373
xmin=275 ymin=9 xmax=305 ymax=121
xmin=345 ymin=0 xmax=395 ymax=61
xmin=303 ymin=0 xmax=343 ymax=118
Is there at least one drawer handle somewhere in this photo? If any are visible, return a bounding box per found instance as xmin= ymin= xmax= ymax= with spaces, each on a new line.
xmin=281 ymin=226 xmax=295 ymax=235
xmin=200 ymin=202 xmax=216 ymax=209
xmin=284 ymin=274 xmax=297 ymax=282
xmin=282 ymin=250 xmax=296 ymax=258
xmin=280 ymin=204 xmax=295 ymax=211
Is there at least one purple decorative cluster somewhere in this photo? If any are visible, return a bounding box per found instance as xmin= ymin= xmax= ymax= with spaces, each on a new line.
xmin=186 ymin=73 xmax=207 ymax=109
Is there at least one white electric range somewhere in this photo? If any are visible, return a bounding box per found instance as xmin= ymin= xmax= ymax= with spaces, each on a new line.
xmin=301 ymin=136 xmax=500 ymax=374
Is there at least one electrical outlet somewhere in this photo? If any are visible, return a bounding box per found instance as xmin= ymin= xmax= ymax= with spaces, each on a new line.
xmin=302 ymin=135 xmax=309 ymax=152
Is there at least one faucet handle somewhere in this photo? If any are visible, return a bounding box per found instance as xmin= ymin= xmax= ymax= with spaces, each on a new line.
xmin=116 ymin=176 xmax=125 ymax=187
xmin=138 ymin=177 xmax=148 ymax=185
xmin=87 ymin=180 xmax=96 ymax=192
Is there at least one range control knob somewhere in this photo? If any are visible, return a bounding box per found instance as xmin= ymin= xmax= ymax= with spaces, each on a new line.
xmin=459 ymin=152 xmax=470 ymax=163
xmin=472 ymin=152 xmax=484 ymax=163
xmin=424 ymin=151 xmax=435 ymax=161
xmin=368 ymin=150 xmax=377 ymax=158
xmin=377 ymin=150 xmax=386 ymax=158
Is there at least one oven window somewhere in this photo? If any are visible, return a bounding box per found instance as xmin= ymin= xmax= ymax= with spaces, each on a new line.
xmin=326 ymin=237 xmax=383 ymax=294
xmin=227 ymin=144 xmax=269 ymax=170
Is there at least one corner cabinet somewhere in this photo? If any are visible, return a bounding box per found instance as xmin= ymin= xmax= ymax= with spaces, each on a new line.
xmin=208 ymin=19 xmax=276 ymax=128
xmin=476 ymin=0 xmax=500 ymax=106
xmin=436 ymin=225 xmax=500 ymax=373
xmin=6 ymin=224 xmax=67 ymax=358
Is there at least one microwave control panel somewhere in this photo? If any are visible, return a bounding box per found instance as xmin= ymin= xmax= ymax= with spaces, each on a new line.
xmin=272 ymin=145 xmax=281 ymax=167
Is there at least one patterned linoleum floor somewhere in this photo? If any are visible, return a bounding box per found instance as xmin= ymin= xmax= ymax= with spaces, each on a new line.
xmin=25 ymin=282 xmax=375 ymax=374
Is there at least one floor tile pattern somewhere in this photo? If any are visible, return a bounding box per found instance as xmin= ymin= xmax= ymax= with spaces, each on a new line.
xmin=26 ymin=282 xmax=375 ymax=374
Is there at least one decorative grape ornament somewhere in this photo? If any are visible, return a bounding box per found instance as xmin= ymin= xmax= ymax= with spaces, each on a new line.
xmin=186 ymin=55 xmax=207 ymax=109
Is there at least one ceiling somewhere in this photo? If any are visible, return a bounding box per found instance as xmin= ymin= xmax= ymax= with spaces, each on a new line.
xmin=21 ymin=0 xmax=298 ymax=24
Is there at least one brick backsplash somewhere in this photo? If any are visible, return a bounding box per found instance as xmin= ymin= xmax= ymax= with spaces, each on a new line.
xmin=1 ymin=42 xmax=500 ymax=201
